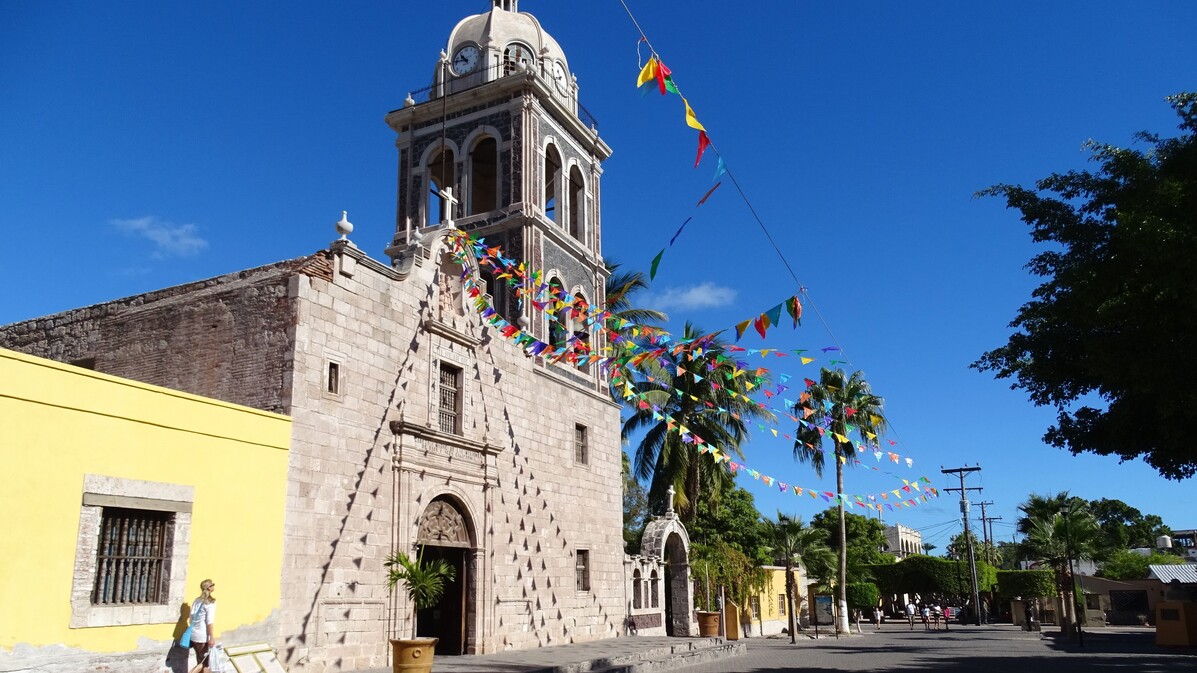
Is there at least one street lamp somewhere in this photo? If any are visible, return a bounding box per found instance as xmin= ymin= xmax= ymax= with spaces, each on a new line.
xmin=1059 ymin=504 xmax=1084 ymax=648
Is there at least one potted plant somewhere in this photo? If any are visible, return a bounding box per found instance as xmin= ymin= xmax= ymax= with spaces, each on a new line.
xmin=384 ymin=548 xmax=456 ymax=673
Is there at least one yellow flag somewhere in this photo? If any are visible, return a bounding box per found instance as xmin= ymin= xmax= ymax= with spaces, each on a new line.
xmin=801 ymin=357 xmax=815 ymax=365
xmin=683 ymin=98 xmax=706 ymax=131
xmin=637 ymin=58 xmax=658 ymax=88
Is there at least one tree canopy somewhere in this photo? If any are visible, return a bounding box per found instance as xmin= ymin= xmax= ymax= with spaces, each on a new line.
xmin=688 ymin=485 xmax=771 ymax=566
xmin=974 ymin=93 xmax=1197 ymax=480
xmin=811 ymin=508 xmax=893 ymax=569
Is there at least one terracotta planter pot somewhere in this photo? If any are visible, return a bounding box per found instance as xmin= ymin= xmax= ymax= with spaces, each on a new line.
xmin=391 ymin=638 xmax=438 ymax=673
xmin=696 ymin=611 xmax=721 ymax=637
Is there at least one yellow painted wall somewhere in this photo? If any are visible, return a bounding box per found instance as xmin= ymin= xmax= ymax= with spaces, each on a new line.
xmin=0 ymin=349 xmax=291 ymax=653
xmin=745 ymin=567 xmax=802 ymax=628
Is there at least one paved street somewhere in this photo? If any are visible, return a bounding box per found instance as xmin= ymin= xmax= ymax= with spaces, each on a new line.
xmin=674 ymin=625 xmax=1194 ymax=673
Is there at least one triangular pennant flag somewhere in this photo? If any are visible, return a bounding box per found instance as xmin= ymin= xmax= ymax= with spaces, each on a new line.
xmin=683 ymin=98 xmax=705 ymax=131
xmin=696 ymin=181 xmax=721 ymax=205
xmin=694 ymin=130 xmax=710 ymax=168
xmin=649 ymin=248 xmax=665 ymax=280
xmin=637 ymin=58 xmax=658 ymax=88
xmin=655 ymin=59 xmax=672 ymax=95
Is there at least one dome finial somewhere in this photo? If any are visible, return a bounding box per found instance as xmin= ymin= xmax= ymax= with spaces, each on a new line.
xmin=493 ymin=0 xmax=518 ymax=12
xmin=335 ymin=210 xmax=354 ymax=240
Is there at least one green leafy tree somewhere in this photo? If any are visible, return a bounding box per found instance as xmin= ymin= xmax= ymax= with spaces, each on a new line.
xmin=624 ymin=324 xmax=773 ymax=523
xmin=688 ymin=485 xmax=771 ymax=565
xmin=973 ymin=93 xmax=1197 ymax=480
xmin=946 ymin=530 xmax=1002 ymax=567
xmin=762 ymin=512 xmax=834 ymax=643
xmin=1099 ymin=549 xmax=1187 ymax=580
xmin=845 ymin=582 xmax=880 ymax=613
xmin=1088 ymin=498 xmax=1171 ymax=551
xmin=995 ymin=541 xmax=1024 ymax=571
xmin=811 ymin=508 xmax=893 ymax=569
xmin=793 ymin=368 xmax=887 ymax=632
xmin=622 ymin=452 xmax=649 ymax=554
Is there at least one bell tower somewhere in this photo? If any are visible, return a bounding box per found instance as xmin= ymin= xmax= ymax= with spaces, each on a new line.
xmin=385 ymin=2 xmax=612 ymax=385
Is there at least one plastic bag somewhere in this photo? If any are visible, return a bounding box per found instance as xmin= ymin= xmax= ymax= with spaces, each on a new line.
xmin=208 ymin=644 xmax=230 ymax=673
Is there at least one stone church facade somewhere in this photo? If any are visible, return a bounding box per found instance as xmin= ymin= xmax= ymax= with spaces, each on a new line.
xmin=1 ymin=2 xmax=695 ymax=671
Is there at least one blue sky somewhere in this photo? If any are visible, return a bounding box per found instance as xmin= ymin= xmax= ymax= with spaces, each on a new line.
xmin=3 ymin=1 xmax=1195 ymax=552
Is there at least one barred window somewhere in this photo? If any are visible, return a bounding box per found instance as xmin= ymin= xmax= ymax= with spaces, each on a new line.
xmin=575 ymin=549 xmax=590 ymax=592
xmin=438 ymin=363 xmax=462 ymax=434
xmin=574 ymin=424 xmax=588 ymax=464
xmin=92 ymin=507 xmax=172 ymax=605
xmin=778 ymin=593 xmax=787 ymax=616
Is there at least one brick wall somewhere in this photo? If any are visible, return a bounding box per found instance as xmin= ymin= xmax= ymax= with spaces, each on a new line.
xmin=0 ymin=256 xmax=328 ymax=413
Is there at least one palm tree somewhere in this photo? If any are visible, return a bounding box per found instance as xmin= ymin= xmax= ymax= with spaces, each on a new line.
xmin=763 ymin=512 xmax=834 ymax=643
xmin=603 ymin=261 xmax=668 ymax=401
xmin=791 ymin=368 xmax=886 ymax=633
xmin=1018 ymin=493 xmax=1101 ymax=632
xmin=623 ymin=324 xmax=773 ymax=522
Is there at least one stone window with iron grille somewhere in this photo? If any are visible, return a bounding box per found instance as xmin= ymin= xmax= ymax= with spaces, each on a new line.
xmin=575 ymin=549 xmax=590 ymax=592
xmin=71 ymin=475 xmax=193 ymax=628
xmin=574 ymin=424 xmax=588 ymax=464
xmin=438 ymin=362 xmax=462 ymax=434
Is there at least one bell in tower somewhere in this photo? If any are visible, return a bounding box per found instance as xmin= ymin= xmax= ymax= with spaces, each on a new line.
xmin=385 ymin=3 xmax=611 ymax=372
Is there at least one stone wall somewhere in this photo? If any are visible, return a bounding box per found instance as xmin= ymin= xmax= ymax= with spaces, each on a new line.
xmin=278 ymin=236 xmax=624 ymax=671
xmin=0 ymin=256 xmax=327 ymax=413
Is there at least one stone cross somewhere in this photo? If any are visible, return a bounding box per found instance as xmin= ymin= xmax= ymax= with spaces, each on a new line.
xmin=439 ymin=187 xmax=459 ymax=228
xmin=665 ymin=485 xmax=675 ymax=515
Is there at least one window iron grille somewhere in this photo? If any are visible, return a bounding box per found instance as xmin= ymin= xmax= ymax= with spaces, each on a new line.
xmin=92 ymin=508 xmax=171 ymax=605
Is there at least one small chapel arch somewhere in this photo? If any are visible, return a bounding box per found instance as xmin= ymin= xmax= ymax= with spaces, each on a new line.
xmin=639 ymin=505 xmax=695 ymax=637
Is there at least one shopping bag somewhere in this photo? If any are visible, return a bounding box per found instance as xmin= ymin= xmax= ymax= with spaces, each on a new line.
xmin=208 ymin=645 xmax=230 ymax=673
xmin=179 ymin=626 xmax=192 ymax=648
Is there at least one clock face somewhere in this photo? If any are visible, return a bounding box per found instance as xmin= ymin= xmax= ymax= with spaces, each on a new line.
xmin=552 ymin=61 xmax=568 ymax=92
xmin=452 ymin=45 xmax=480 ymax=76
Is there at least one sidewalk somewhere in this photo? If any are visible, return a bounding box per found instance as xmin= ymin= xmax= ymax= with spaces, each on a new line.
xmin=355 ymin=636 xmax=744 ymax=673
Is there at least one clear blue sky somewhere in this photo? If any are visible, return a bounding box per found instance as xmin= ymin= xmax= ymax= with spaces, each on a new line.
xmin=3 ymin=1 xmax=1195 ymax=552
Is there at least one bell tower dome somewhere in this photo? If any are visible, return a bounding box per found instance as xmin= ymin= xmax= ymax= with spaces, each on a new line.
xmin=385 ymin=2 xmax=612 ymax=387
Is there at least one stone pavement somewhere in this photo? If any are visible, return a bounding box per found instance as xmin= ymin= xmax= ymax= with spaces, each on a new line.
xmin=672 ymin=624 xmax=1196 ymax=673
xmin=352 ymin=626 xmax=1195 ymax=673
xmin=355 ymin=636 xmax=743 ymax=673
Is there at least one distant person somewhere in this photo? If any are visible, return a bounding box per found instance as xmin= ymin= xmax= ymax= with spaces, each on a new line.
xmin=943 ymin=605 xmax=952 ymax=631
xmin=931 ymin=605 xmax=942 ymax=630
xmin=873 ymin=606 xmax=883 ymax=630
xmin=1024 ymin=602 xmax=1035 ymax=631
xmin=905 ymin=600 xmax=917 ymax=630
xmin=920 ymin=603 xmax=931 ymax=631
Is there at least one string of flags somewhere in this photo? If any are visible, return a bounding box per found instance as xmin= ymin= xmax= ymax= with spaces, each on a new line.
xmin=455 ymin=230 xmax=929 ymax=469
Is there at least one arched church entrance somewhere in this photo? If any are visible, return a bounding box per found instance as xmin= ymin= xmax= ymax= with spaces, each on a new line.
xmin=414 ymin=497 xmax=474 ymax=655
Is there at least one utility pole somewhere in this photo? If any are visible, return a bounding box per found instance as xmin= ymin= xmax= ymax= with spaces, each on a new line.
xmin=943 ymin=465 xmax=983 ymax=626
xmin=978 ymin=501 xmax=1002 ymax=566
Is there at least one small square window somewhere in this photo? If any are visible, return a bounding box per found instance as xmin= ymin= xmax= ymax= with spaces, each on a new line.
xmin=574 ymin=424 xmax=588 ymax=464
xmin=575 ymin=549 xmax=590 ymax=592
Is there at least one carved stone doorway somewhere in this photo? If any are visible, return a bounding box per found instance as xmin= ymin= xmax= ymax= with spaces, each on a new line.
xmin=415 ymin=497 xmax=474 ymax=655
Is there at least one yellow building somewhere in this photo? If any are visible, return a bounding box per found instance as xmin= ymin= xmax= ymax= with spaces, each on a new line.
xmin=0 ymin=349 xmax=291 ymax=672
xmin=737 ymin=566 xmax=808 ymax=637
